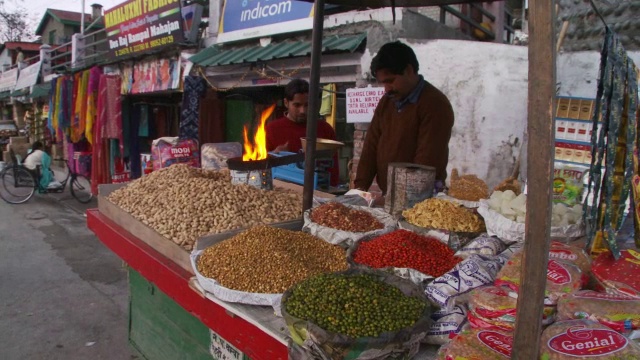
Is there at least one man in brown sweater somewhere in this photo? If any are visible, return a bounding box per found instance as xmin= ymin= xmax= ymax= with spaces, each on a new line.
xmin=354 ymin=41 xmax=454 ymax=195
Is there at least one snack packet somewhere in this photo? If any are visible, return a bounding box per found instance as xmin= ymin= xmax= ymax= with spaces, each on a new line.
xmin=553 ymin=166 xmax=586 ymax=207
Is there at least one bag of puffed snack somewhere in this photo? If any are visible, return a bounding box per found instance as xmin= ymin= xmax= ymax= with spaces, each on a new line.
xmin=468 ymin=286 xmax=556 ymax=332
xmin=425 ymin=305 xmax=469 ymax=345
xmin=455 ymin=235 xmax=510 ymax=259
xmin=437 ymin=328 xmax=512 ymax=360
xmin=549 ymin=241 xmax=591 ymax=274
xmin=494 ymin=252 xmax=583 ymax=305
xmin=557 ymin=290 xmax=640 ymax=332
xmin=553 ymin=166 xmax=587 ymax=207
xmin=426 ymin=254 xmax=507 ymax=310
xmin=540 ymin=319 xmax=640 ymax=359
xmin=592 ymin=250 xmax=640 ymax=299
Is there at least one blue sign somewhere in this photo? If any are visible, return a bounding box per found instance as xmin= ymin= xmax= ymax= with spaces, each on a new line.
xmin=219 ymin=0 xmax=314 ymax=43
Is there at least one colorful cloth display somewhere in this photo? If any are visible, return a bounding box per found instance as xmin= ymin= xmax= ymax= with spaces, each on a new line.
xmin=179 ymin=76 xmax=206 ymax=140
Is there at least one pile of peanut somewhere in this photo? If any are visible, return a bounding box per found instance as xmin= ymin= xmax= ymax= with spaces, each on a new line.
xmin=403 ymin=198 xmax=485 ymax=233
xmin=107 ymin=164 xmax=302 ymax=251
xmin=196 ymin=226 xmax=348 ymax=293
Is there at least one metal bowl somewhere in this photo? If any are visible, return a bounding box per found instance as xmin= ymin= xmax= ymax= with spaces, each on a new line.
xmin=300 ymin=137 xmax=345 ymax=152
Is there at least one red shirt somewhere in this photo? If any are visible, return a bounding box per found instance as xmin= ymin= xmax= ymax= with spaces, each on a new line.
xmin=266 ymin=116 xmax=340 ymax=186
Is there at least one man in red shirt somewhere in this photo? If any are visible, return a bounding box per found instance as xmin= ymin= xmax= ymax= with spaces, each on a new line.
xmin=266 ymin=79 xmax=340 ymax=186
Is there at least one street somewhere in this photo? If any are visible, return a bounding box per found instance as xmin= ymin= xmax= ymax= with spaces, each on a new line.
xmin=0 ymin=192 xmax=135 ymax=360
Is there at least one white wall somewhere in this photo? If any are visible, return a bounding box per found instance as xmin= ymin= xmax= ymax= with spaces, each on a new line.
xmin=360 ymin=39 xmax=529 ymax=188
xmin=557 ymin=51 xmax=640 ymax=98
xmin=0 ymin=49 xmax=11 ymax=69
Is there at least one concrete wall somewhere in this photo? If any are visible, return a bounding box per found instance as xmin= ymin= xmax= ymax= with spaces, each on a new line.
xmin=557 ymin=51 xmax=640 ymax=98
xmin=358 ymin=39 xmax=529 ymax=189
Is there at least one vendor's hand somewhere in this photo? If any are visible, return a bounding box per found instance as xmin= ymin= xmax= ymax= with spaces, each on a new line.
xmin=273 ymin=143 xmax=289 ymax=153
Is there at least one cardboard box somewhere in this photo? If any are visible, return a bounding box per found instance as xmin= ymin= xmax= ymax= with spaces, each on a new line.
xmin=555 ymin=120 xmax=567 ymax=140
xmin=579 ymin=100 xmax=594 ymax=120
xmin=9 ymin=143 xmax=32 ymax=160
xmin=557 ymin=98 xmax=571 ymax=118
xmin=9 ymin=136 xmax=28 ymax=145
xmin=565 ymin=121 xmax=578 ymax=140
xmin=568 ymin=99 xmax=581 ymax=119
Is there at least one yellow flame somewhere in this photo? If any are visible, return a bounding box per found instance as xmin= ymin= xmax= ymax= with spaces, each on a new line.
xmin=243 ymin=104 xmax=276 ymax=161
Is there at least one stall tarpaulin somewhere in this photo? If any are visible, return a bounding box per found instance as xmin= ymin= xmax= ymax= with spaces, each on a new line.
xmin=0 ymin=68 xmax=18 ymax=93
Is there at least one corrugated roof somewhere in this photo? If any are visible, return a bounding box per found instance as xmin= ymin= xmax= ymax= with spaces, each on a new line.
xmin=29 ymin=83 xmax=51 ymax=99
xmin=10 ymin=88 xmax=28 ymax=97
xmin=190 ymin=33 xmax=367 ymax=67
xmin=36 ymin=9 xmax=104 ymax=36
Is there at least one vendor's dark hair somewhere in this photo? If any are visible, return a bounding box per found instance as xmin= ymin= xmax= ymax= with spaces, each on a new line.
xmin=31 ymin=141 xmax=43 ymax=151
xmin=370 ymin=41 xmax=419 ymax=77
xmin=284 ymin=79 xmax=309 ymax=100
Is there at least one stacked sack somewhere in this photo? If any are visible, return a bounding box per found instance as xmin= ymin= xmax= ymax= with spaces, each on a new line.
xmin=424 ymin=235 xmax=512 ymax=345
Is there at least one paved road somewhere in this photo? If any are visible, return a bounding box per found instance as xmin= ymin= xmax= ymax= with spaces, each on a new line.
xmin=0 ymin=192 xmax=135 ymax=360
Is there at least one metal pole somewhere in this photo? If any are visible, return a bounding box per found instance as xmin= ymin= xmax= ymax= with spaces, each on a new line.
xmin=81 ymin=0 xmax=86 ymax=35
xmin=302 ymin=0 xmax=325 ymax=211
xmin=512 ymin=0 xmax=556 ymax=358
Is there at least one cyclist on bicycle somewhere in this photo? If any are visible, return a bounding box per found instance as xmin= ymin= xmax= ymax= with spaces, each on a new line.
xmin=23 ymin=141 xmax=62 ymax=191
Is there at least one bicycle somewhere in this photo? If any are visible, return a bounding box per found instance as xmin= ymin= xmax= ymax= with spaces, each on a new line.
xmin=0 ymin=151 xmax=93 ymax=204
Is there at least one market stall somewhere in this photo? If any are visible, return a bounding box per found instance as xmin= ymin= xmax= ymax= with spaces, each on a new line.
xmin=85 ymin=0 xmax=640 ymax=359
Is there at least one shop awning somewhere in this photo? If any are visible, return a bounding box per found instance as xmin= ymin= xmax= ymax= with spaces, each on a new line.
xmin=29 ymin=82 xmax=51 ymax=100
xmin=0 ymin=91 xmax=11 ymax=100
xmin=10 ymin=88 xmax=28 ymax=97
xmin=190 ymin=33 xmax=367 ymax=67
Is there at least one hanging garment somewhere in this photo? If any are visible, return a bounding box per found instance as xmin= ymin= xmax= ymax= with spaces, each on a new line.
xmin=98 ymin=74 xmax=124 ymax=152
xmin=71 ymin=71 xmax=89 ymax=143
xmin=130 ymin=104 xmax=142 ymax=179
xmin=179 ymin=76 xmax=207 ymax=140
xmin=138 ymin=105 xmax=149 ymax=137
xmin=85 ymin=67 xmax=103 ymax=144
xmin=584 ymin=29 xmax=639 ymax=258
xmin=47 ymin=77 xmax=56 ymax=132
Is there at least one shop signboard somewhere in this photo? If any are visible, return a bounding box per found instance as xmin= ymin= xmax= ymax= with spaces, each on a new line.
xmin=104 ymin=0 xmax=184 ymax=61
xmin=0 ymin=68 xmax=18 ymax=92
xmin=120 ymin=55 xmax=182 ymax=94
xmin=14 ymin=61 xmax=41 ymax=91
xmin=218 ymin=0 xmax=314 ymax=43
xmin=346 ymin=87 xmax=386 ymax=123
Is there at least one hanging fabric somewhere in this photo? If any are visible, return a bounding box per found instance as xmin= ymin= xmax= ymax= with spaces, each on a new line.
xmin=138 ymin=105 xmax=149 ymax=137
xmin=584 ymin=29 xmax=639 ymax=259
xmin=98 ymin=74 xmax=124 ymax=152
xmin=47 ymin=77 xmax=56 ymax=132
xmin=85 ymin=67 xmax=103 ymax=144
xmin=71 ymin=71 xmax=89 ymax=143
xmin=179 ymin=76 xmax=207 ymax=140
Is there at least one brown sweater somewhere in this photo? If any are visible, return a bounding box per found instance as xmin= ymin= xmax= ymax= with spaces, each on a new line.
xmin=354 ymin=82 xmax=454 ymax=194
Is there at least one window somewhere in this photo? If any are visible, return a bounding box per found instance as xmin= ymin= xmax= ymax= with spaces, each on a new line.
xmin=49 ymin=30 xmax=57 ymax=45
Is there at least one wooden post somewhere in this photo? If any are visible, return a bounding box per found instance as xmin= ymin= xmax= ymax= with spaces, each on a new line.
xmin=512 ymin=0 xmax=556 ymax=358
xmin=385 ymin=163 xmax=436 ymax=217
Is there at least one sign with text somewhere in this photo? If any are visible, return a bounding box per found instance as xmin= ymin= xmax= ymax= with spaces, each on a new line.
xmin=0 ymin=68 xmax=18 ymax=92
xmin=218 ymin=0 xmax=313 ymax=43
xmin=120 ymin=55 xmax=182 ymax=94
xmin=105 ymin=0 xmax=184 ymax=61
xmin=14 ymin=62 xmax=41 ymax=91
xmin=346 ymin=87 xmax=385 ymax=123
xmin=209 ymin=330 xmax=244 ymax=360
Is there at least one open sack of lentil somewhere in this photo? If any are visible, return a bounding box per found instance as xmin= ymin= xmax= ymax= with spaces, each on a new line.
xmin=107 ymin=164 xmax=303 ymax=251
xmin=191 ymin=226 xmax=348 ymax=315
xmin=592 ymin=250 xmax=640 ymax=298
xmin=540 ymin=319 xmax=640 ymax=359
xmin=400 ymin=198 xmax=485 ymax=245
xmin=477 ymin=191 xmax=585 ymax=243
xmin=426 ymin=254 xmax=508 ymax=311
xmin=347 ymin=230 xmax=463 ymax=285
xmin=557 ymin=290 xmax=640 ymax=332
xmin=436 ymin=328 xmax=513 ymax=360
xmin=494 ymin=252 xmax=584 ymax=305
xmin=466 ymin=285 xmax=557 ymax=332
xmin=303 ymin=202 xmax=397 ymax=247
xmin=283 ymin=269 xmax=431 ymax=360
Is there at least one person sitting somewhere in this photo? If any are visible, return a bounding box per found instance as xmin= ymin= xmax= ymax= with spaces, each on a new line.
xmin=23 ymin=141 xmax=62 ymax=191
